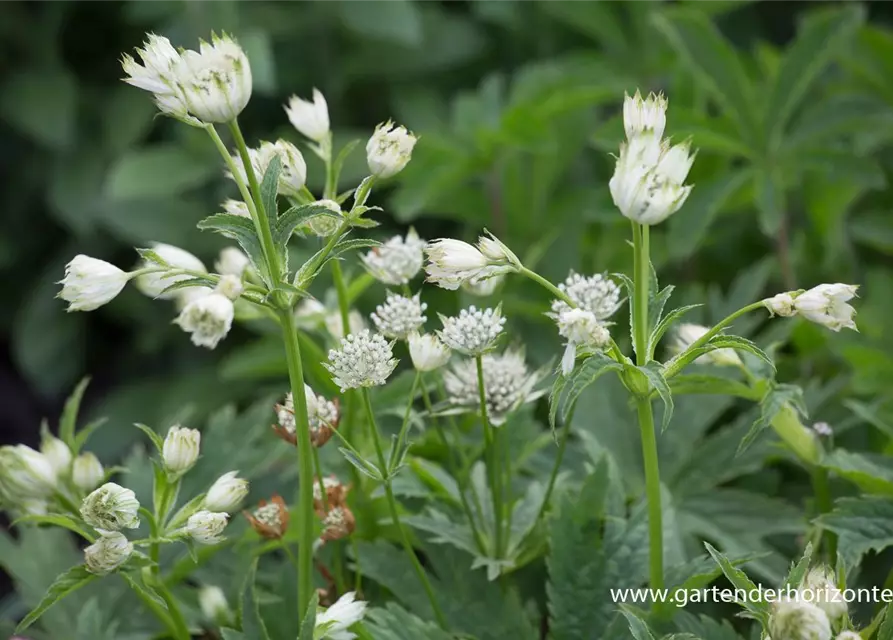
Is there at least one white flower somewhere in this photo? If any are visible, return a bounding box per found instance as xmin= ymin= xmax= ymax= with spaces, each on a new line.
xmin=308 ymin=199 xmax=342 ymax=238
xmin=366 ymin=121 xmax=417 ymax=179
xmin=609 ymin=133 xmax=694 ymax=226
xmin=58 ymin=255 xmax=131 ymax=312
xmin=408 ymin=332 xmax=451 ymax=372
xmin=623 ymin=90 xmax=667 ymax=140
xmin=136 ymin=243 xmax=206 ymax=300
xmin=315 ymin=591 xmax=367 ymax=640
xmin=221 ymin=199 xmax=251 ymax=218
xmin=463 ymin=274 xmax=504 ymax=297
xmin=175 ymin=292 xmax=235 ymax=349
xmin=793 ymin=284 xmax=858 ymax=332
xmin=324 ymin=330 xmax=398 ymax=392
xmin=80 ymin=482 xmax=140 ymax=532
xmin=444 ymin=347 xmax=541 ymax=425
xmin=121 ymin=34 xmax=190 ymax=121
xmin=171 ymin=33 xmax=252 ymax=123
xmin=555 ymin=309 xmax=611 ymax=375
xmin=765 ymin=292 xmax=796 ymax=317
xmin=277 ymin=385 xmax=340 ymax=447
xmin=72 ymin=453 xmax=104 ymax=492
xmin=40 ymin=435 xmax=72 ymax=476
xmin=162 ymin=426 xmax=201 ymax=475
xmin=203 ymin=471 xmax=249 ymax=512
xmin=0 ymin=445 xmax=57 ymax=502
xmin=425 ymin=235 xmax=518 ymax=291
xmin=672 ymin=323 xmax=741 ymax=367
xmin=549 ymin=272 xmax=623 ymax=320
xmin=769 ymin=599 xmax=832 ymax=640
xmin=228 ymin=139 xmax=307 ymax=198
xmin=175 ymin=285 xmax=214 ymax=312
xmin=215 ymin=247 xmax=250 ymax=277
xmin=185 ymin=510 xmax=229 ymax=544
xmin=84 ymin=532 xmax=133 ymax=576
xmin=325 ymin=309 xmax=366 ymax=341
xmin=199 ymin=585 xmax=232 ymax=623
xmin=370 ymin=292 xmax=427 ymax=339
xmin=361 ymin=228 xmax=426 ymax=285
xmin=215 ymin=274 xmax=243 ymax=301
xmin=800 ymin=567 xmax=847 ymax=623
xmin=285 ymin=89 xmax=330 ymax=142
xmin=437 ymin=306 xmax=505 ymax=356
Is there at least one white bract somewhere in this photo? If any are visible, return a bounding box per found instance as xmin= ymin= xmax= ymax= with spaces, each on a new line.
xmin=769 ymin=599 xmax=832 ymax=640
xmin=58 ymin=255 xmax=131 ymax=312
xmin=162 ymin=426 xmax=201 ymax=475
xmin=185 ymin=510 xmax=229 ymax=544
xmin=172 ymin=33 xmax=252 ymax=123
xmin=324 ymin=330 xmax=398 ymax=392
xmin=72 ymin=453 xmax=104 ymax=492
xmin=793 ymin=284 xmax=858 ymax=332
xmin=425 ymin=234 xmax=518 ymax=291
xmin=437 ymin=306 xmax=505 ymax=355
xmin=361 ymin=228 xmax=426 ymax=285
xmin=136 ymin=243 xmax=206 ymax=300
xmin=549 ymin=272 xmax=622 ymax=320
xmin=673 ymin=323 xmax=741 ymax=367
xmin=40 ymin=435 xmax=72 ymax=476
xmin=84 ymin=532 xmax=133 ymax=576
xmin=370 ymin=292 xmax=427 ymax=339
xmin=204 ymin=471 xmax=248 ymax=512
xmin=799 ymin=567 xmax=847 ymax=623
xmin=315 ymin=591 xmax=367 ymax=640
xmin=623 ymin=90 xmax=667 ymax=139
xmin=175 ymin=291 xmax=235 ymax=349
xmin=0 ymin=445 xmax=57 ymax=502
xmin=80 ymin=482 xmax=141 ymax=532
xmin=215 ymin=247 xmax=250 ymax=276
xmin=408 ymin=332 xmax=451 ymax=372
xmin=121 ymin=34 xmax=190 ymax=121
xmin=366 ymin=121 xmax=417 ymax=179
xmin=555 ymin=308 xmax=611 ymax=375
xmin=285 ymin=88 xmax=330 ymax=142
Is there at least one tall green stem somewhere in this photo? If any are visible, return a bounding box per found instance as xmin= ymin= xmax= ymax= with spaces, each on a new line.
xmin=811 ymin=466 xmax=838 ymax=566
xmin=361 ymin=389 xmax=447 ymax=629
xmin=476 ymin=355 xmax=504 ymax=558
xmin=277 ymin=308 xmax=316 ymax=626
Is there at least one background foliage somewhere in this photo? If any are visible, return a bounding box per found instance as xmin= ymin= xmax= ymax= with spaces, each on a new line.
xmin=3 ymin=1 xmax=893 ymax=638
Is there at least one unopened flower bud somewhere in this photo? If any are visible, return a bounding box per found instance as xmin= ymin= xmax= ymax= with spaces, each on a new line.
xmin=221 ymin=199 xmax=250 ymax=218
xmin=72 ymin=452 xmax=104 ymax=492
xmin=215 ymin=247 xmax=250 ymax=277
xmin=136 ymin=243 xmax=207 ymax=300
xmin=285 ymin=89 xmax=330 ymax=142
xmin=765 ymin=292 xmax=796 ymax=317
xmin=185 ymin=510 xmax=228 ymax=545
xmin=793 ymin=284 xmax=859 ymax=332
xmin=203 ymin=471 xmax=248 ymax=512
xmin=623 ymin=90 xmax=667 ymax=140
xmin=673 ymin=323 xmax=741 ymax=367
xmin=769 ymin=600 xmax=831 ymax=640
xmin=80 ymin=482 xmax=140 ymax=532
xmin=162 ymin=426 xmax=201 ymax=475
xmin=0 ymin=445 xmax=57 ymax=502
xmin=84 ymin=532 xmax=133 ymax=575
xmin=175 ymin=292 xmax=234 ymax=349
xmin=476 ymin=232 xmax=519 ymax=267
xmin=199 ymin=585 xmax=232 ymax=624
xmin=244 ymin=495 xmax=289 ymax=539
xmin=172 ymin=33 xmax=252 ymax=124
xmin=40 ymin=434 xmax=72 ymax=477
xmin=366 ymin=120 xmax=417 ymax=179
xmin=425 ymin=238 xmax=516 ymax=291
xmin=215 ymin=274 xmax=243 ymax=301
xmin=408 ymin=332 xmax=451 ymax=372
xmin=308 ymin=199 xmax=342 ymax=238
xmin=800 ymin=567 xmax=847 ymax=623
xmin=58 ymin=255 xmax=131 ymax=312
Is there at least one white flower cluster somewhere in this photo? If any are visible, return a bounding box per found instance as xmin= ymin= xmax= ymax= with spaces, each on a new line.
xmin=443 ymin=347 xmax=541 ymax=425
xmin=425 ymin=234 xmax=519 ymax=291
xmin=361 ymin=228 xmax=426 ymax=285
xmin=609 ymin=91 xmax=694 ymax=226
xmin=370 ymin=292 xmax=427 ymax=339
xmin=764 ymin=284 xmax=858 ymax=332
xmin=672 ymin=323 xmax=741 ymax=367
xmin=437 ymin=306 xmax=506 ymax=356
xmin=767 ymin=566 xmax=856 ymax=640
xmin=549 ymin=272 xmax=622 ymax=320
xmin=555 ymin=309 xmax=612 ymax=375
xmin=324 ymin=330 xmax=398 ymax=391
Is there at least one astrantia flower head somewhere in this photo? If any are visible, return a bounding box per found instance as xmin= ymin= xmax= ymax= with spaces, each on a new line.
xmin=203 ymin=471 xmax=249 ymax=512
xmin=185 ymin=510 xmax=229 ymax=545
xmin=84 ymin=532 xmax=133 ymax=576
xmin=215 ymin=247 xmax=250 ymax=277
xmin=361 ymin=228 xmax=426 ymax=285
xmin=274 ymin=385 xmax=340 ymax=447
xmin=370 ymin=292 xmax=427 ymax=339
xmin=72 ymin=452 xmax=104 ymax=492
xmin=366 ymin=120 xmax=417 ymax=179
xmin=549 ymin=272 xmax=623 ymax=320
xmin=555 ymin=308 xmax=611 ymax=375
xmin=0 ymin=445 xmax=57 ymax=502
xmin=799 ymin=567 xmax=847 ymax=623
xmin=244 ymin=495 xmax=289 ymax=539
xmin=80 ymin=482 xmax=141 ymax=533
xmin=313 ymin=476 xmax=349 ymax=514
xmin=425 ymin=234 xmax=519 ymax=291
xmin=672 ymin=323 xmax=741 ymax=367
xmin=162 ymin=426 xmax=201 ymax=475
xmin=320 ymin=505 xmax=356 ymax=543
xmin=121 ymin=34 xmax=191 ymax=122
xmin=443 ymin=347 xmax=543 ymax=425
xmin=793 ymin=284 xmax=858 ymax=332
xmin=438 ymin=306 xmax=505 ymax=355
xmin=175 ymin=291 xmax=234 ymax=349
xmin=285 ymin=88 xmax=330 ymax=142
xmin=58 ymin=255 xmax=131 ymax=312
xmin=408 ymin=332 xmax=451 ymax=372
xmin=324 ymin=330 xmax=398 ymax=391
xmin=623 ymin=90 xmax=667 ymax=140
xmin=136 ymin=243 xmax=207 ymax=300
xmin=769 ymin=599 xmax=832 ymax=640
xmin=315 ymin=591 xmax=367 ymax=640
xmin=228 ymin=140 xmax=307 ymax=198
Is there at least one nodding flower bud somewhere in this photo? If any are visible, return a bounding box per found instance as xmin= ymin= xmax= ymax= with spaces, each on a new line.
xmin=203 ymin=471 xmax=249 ymax=513
xmin=285 ymin=88 xmax=330 ymax=143
xmin=370 ymin=292 xmax=427 ymax=340
xmin=215 ymin=247 xmax=250 ymax=277
xmin=244 ymin=495 xmax=289 ymax=539
xmin=408 ymin=332 xmax=452 ymax=372
xmin=185 ymin=510 xmax=229 ymax=545
xmin=0 ymin=445 xmax=57 ymax=502
xmin=769 ymin=599 xmax=832 ymax=640
xmin=315 ymin=592 xmax=368 ymax=639
xmin=366 ymin=120 xmax=417 ymax=179
xmin=361 ymin=228 xmax=426 ymax=286
xmin=40 ymin=434 xmax=72 ymax=477
xmin=80 ymin=482 xmax=141 ymax=533
xmin=324 ymin=330 xmax=398 ymax=392
xmin=764 ymin=292 xmax=796 ymax=317
xmin=215 ymin=274 xmax=243 ymax=301
xmin=135 ymin=243 xmax=206 ymax=300
xmin=162 ymin=426 xmax=201 ymax=476
xmin=175 ymin=292 xmax=234 ymax=349
xmin=84 ymin=532 xmax=133 ymax=576
xmin=424 ymin=233 xmax=519 ymax=291
xmin=58 ymin=255 xmax=131 ymax=312
xmin=199 ymin=585 xmax=232 ymax=624
xmin=72 ymin=452 xmax=105 ymax=492
xmin=793 ymin=284 xmax=859 ymax=332
xmin=437 ymin=306 xmax=506 ymax=356
xmin=672 ymin=323 xmax=742 ymax=367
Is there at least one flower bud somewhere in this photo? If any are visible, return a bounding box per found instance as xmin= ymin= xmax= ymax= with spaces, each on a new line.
xmin=769 ymin=600 xmax=832 ymax=640
xmin=320 ymin=505 xmax=356 ymax=542
xmin=285 ymin=89 xmax=330 ymax=142
xmin=623 ymin=90 xmax=667 ymax=140
xmin=308 ymin=199 xmax=342 ymax=238
xmin=408 ymin=332 xmax=451 ymax=372
xmin=244 ymin=495 xmax=289 ymax=539
xmin=221 ymin=199 xmax=250 ymax=218
xmin=185 ymin=510 xmax=229 ymax=545
xmin=40 ymin=434 xmax=72 ymax=477
xmin=800 ymin=567 xmax=847 ymax=624
xmin=215 ymin=247 xmax=250 ymax=277
xmin=477 ymin=233 xmax=519 ymax=267
xmin=199 ymin=585 xmax=232 ymax=624
xmin=0 ymin=445 xmax=57 ymax=502
xmin=765 ymin=292 xmax=796 ymax=317
xmin=84 ymin=532 xmax=133 ymax=576
xmin=203 ymin=471 xmax=248 ymax=512
xmin=72 ymin=452 xmax=104 ymax=492
xmin=215 ymin=274 xmax=243 ymax=301
xmin=175 ymin=292 xmax=234 ymax=349
xmin=425 ymin=237 xmax=516 ymax=291
xmin=555 ymin=309 xmax=611 ymax=375
xmin=162 ymin=426 xmax=201 ymax=475
xmin=80 ymin=482 xmax=140 ymax=532
xmin=58 ymin=255 xmax=131 ymax=312
xmin=366 ymin=120 xmax=417 ymax=179
xmin=673 ymin=323 xmax=741 ymax=367
xmin=173 ymin=33 xmax=252 ymax=124
xmin=793 ymin=284 xmax=858 ymax=332
xmin=136 ymin=243 xmax=207 ymax=300
xmin=315 ymin=592 xmax=367 ymax=639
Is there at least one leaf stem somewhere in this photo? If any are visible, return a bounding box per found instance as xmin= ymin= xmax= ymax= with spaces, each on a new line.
xmin=476 ymin=354 xmax=504 ymax=559
xmin=535 ymin=401 xmax=577 ymax=524
xmin=390 ymin=373 xmax=420 ymax=473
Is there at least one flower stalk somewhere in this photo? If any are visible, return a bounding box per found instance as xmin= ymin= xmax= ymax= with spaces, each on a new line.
xmin=476 ymin=355 xmax=504 ymax=559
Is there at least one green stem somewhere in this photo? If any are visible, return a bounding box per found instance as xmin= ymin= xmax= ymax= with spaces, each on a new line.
xmin=122 ymin=575 xmax=179 ymax=639
xmin=476 ymin=355 xmax=504 ymax=558
xmin=391 ymin=373 xmax=420 ymax=473
xmin=535 ymin=402 xmax=577 ymax=524
xmin=636 ymin=396 xmax=664 ymax=590
xmin=277 ymin=307 xmax=316 ymax=628
xmin=632 ymin=222 xmax=649 ymax=365
xmin=313 ymin=444 xmax=346 ymax=593
xmin=361 ymin=388 xmax=447 ymax=629
xmin=156 ymin=582 xmax=191 ymax=640
xmin=811 ymin=465 xmax=838 ymax=566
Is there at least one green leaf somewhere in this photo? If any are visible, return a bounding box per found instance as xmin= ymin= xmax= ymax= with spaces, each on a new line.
xmin=197 ymin=213 xmax=268 ymax=284
xmin=273 ymin=203 xmax=340 ymax=252
xmin=649 ymin=304 xmax=702 ymax=357
xmin=72 ymin=418 xmax=108 ymax=453
xmin=704 ymin=542 xmax=768 ymax=623
xmin=60 ymin=377 xmax=90 ymax=449
xmin=134 ymin=423 xmax=165 ymax=455
xmin=879 ymin=602 xmax=893 ymax=640
xmin=365 ymin=603 xmax=453 ymax=640
xmin=239 ymin=558 xmax=271 ymax=640
xmin=815 ymin=497 xmax=893 ymax=567
xmin=259 ymin=154 xmax=281 ymax=223
xmin=297 ymin=590 xmax=318 ymax=640
xmin=706 ymin=335 xmax=774 ymax=370
xmin=669 ymin=374 xmax=756 ymax=399
xmin=821 ymin=450 xmax=893 ymax=497
xmin=333 ymin=238 xmax=383 ymax=257
xmin=105 ymin=145 xmax=217 ymax=201
xmin=648 ymin=284 xmax=675 ymax=340
xmin=765 ymin=5 xmax=864 ymax=147
xmin=158 ymin=276 xmax=221 ymax=298
xmin=12 ymin=515 xmax=94 ymax=542
xmin=783 ymin=542 xmax=813 ymax=590
xmin=620 ymin=607 xmax=657 ymax=640
xmin=552 ymin=353 xmax=624 ymax=429
xmin=0 ymin=69 xmax=78 ymax=149
xmin=738 ymin=383 xmax=807 ymax=454
xmin=15 ymin=565 xmax=97 ymax=633
xmin=639 ymin=362 xmax=674 ymax=432
xmin=340 ymin=448 xmax=384 ymax=481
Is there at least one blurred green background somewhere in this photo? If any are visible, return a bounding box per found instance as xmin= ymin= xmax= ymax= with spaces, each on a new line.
xmin=2 ymin=0 xmax=893 ymax=458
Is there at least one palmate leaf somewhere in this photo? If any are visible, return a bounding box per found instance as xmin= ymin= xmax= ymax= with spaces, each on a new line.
xmin=639 ymin=362 xmax=674 ymax=432
xmin=365 ymin=603 xmax=453 ymax=640
xmin=15 ymin=565 xmax=98 ymax=633
xmin=198 ymin=213 xmax=268 ymax=285
xmin=815 ymin=497 xmax=893 ymax=568
xmin=549 ymin=352 xmax=623 ymax=430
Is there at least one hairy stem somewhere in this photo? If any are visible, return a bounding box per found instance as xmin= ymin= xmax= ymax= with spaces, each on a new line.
xmin=476 ymin=355 xmax=504 ymax=558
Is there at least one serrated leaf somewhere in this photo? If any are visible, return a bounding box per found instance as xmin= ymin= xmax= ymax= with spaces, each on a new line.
xmin=704 ymin=542 xmax=768 ymax=623
xmin=273 ymin=203 xmax=341 ymax=249
xmin=639 ymin=362 xmax=674 ymax=432
xmin=365 ymin=603 xmax=453 ymax=640
xmin=620 ymin=607 xmax=657 ymax=640
xmin=297 ymin=590 xmax=318 ymax=640
xmin=135 ymin=423 xmax=165 ymax=455
xmin=669 ymin=374 xmax=756 ymax=399
xmin=816 ymin=497 xmax=893 ymax=568
xmin=259 ymin=155 xmax=281 ymax=221
xmin=553 ymin=353 xmax=624 ymax=429
xmin=158 ymin=276 xmax=220 ymax=298
xmin=647 ymin=285 xmax=675 ymax=340
xmin=15 ymin=565 xmax=97 ymax=633
xmin=738 ymin=384 xmax=807 ymax=454
xmin=340 ymin=447 xmax=384 ymax=481
xmin=353 ymin=175 xmax=375 ymax=208
xmin=197 ymin=213 xmax=268 ymax=285
xmin=12 ymin=514 xmax=94 ymax=542
xmin=613 ymin=272 xmax=636 ymax=354
xmin=783 ymin=542 xmax=813 ymax=589
xmin=707 ymin=335 xmax=774 ymax=370
xmin=649 ymin=304 xmax=702 ymax=357
xmin=333 ymin=237 xmax=383 ymax=256
xmin=821 ymin=450 xmax=893 ymax=496
xmin=60 ymin=377 xmax=90 ymax=448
